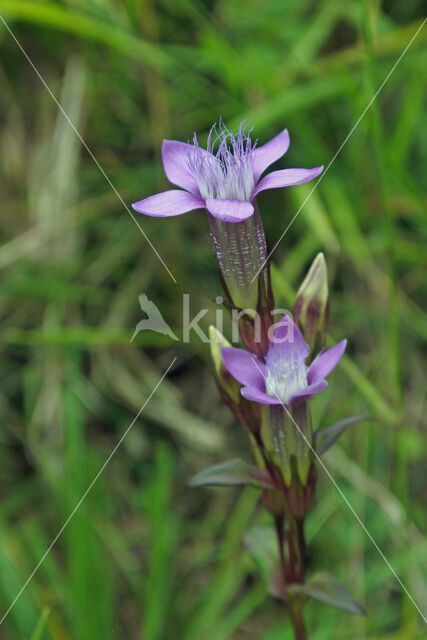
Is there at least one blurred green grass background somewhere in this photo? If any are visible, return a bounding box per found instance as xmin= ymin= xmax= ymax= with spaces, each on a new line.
xmin=0 ymin=0 xmax=426 ymax=638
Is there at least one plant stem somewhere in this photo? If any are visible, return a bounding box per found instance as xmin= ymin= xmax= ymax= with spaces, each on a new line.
xmin=274 ymin=515 xmax=288 ymax=578
xmin=287 ymin=518 xmax=298 ymax=581
xmin=289 ymin=598 xmax=307 ymax=640
xmin=296 ymin=518 xmax=306 ymax=580
xmin=274 ymin=508 xmax=308 ymax=639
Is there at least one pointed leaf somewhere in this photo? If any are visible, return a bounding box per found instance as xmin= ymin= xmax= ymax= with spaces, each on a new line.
xmin=188 ymin=459 xmax=275 ymax=490
xmin=244 ymin=526 xmax=279 ymax=576
xmin=288 ymin=571 xmax=366 ymax=616
xmin=314 ymin=416 xmax=369 ymax=455
xmin=268 ymin=568 xmax=287 ymax=602
xmin=244 ymin=527 xmax=287 ymax=601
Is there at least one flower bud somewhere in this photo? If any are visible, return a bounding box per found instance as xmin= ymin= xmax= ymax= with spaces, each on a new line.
xmin=209 ymin=326 xmax=240 ymax=402
xmin=209 ymin=326 xmax=261 ymax=433
xmin=262 ymin=487 xmax=287 ymax=516
xmin=293 ymin=252 xmax=329 ymax=359
xmin=284 ymin=467 xmax=315 ymax=519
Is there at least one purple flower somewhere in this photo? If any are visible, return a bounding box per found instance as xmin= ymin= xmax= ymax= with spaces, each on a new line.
xmin=221 ymin=316 xmax=346 ymax=406
xmin=132 ymin=122 xmax=323 ymax=223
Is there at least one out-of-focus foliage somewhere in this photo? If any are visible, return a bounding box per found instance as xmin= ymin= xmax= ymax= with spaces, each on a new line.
xmin=0 ymin=1 xmax=426 ymax=638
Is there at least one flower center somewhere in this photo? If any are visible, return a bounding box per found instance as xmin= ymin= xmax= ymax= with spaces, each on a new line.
xmin=188 ymin=121 xmax=255 ymax=202
xmin=265 ymin=352 xmax=308 ymax=404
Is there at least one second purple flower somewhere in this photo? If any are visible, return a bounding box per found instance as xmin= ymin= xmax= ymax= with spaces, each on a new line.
xmin=221 ymin=316 xmax=347 ymax=406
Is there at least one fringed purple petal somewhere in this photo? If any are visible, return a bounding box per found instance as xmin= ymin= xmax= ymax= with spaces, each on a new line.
xmin=132 ymin=190 xmax=204 ymax=217
xmin=289 ymin=379 xmax=328 ymax=404
xmin=206 ymin=198 xmax=254 ymax=223
xmin=307 ymin=339 xmax=347 ymax=384
xmin=162 ymin=140 xmax=204 ymax=194
xmin=221 ymin=347 xmax=266 ymax=390
xmin=254 ymin=166 xmax=324 ymax=196
xmin=253 ymin=129 xmax=290 ymax=183
xmin=241 ymin=386 xmax=281 ymax=405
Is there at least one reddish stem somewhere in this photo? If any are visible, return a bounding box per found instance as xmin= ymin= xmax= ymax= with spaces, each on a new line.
xmin=289 ymin=599 xmax=307 ymax=640
xmin=274 ymin=508 xmax=308 ymax=639
xmin=296 ymin=518 xmax=306 ymax=581
xmin=287 ymin=518 xmax=298 ymax=582
xmin=274 ymin=515 xmax=288 ymax=579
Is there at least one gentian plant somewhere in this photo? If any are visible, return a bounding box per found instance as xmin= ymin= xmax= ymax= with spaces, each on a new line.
xmin=133 ymin=122 xmax=366 ymax=639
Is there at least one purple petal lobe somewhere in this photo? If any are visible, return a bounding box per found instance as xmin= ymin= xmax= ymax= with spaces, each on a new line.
xmin=254 ymin=166 xmax=324 ymax=196
xmin=271 ymin=315 xmax=308 ymax=355
xmin=206 ymin=198 xmax=254 ymax=223
xmin=253 ymin=129 xmax=290 ymax=183
xmin=162 ymin=140 xmax=201 ymax=193
xmin=289 ymin=379 xmax=328 ymax=403
xmin=307 ymin=339 xmax=347 ymax=384
xmin=241 ymin=386 xmax=281 ymax=405
xmin=132 ymin=190 xmax=204 ymax=217
xmin=221 ymin=347 xmax=266 ymax=389
xmin=266 ymin=316 xmax=310 ymax=373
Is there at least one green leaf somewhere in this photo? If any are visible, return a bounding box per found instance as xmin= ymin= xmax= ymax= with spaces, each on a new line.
xmin=314 ymin=416 xmax=369 ymax=454
xmin=0 ymin=1 xmax=174 ymax=71
xmin=243 ymin=527 xmax=278 ymax=577
xmin=288 ymin=571 xmax=366 ymax=616
xmin=188 ymin=459 xmax=275 ymax=490
xmin=30 ymin=609 xmax=50 ymax=640
xmin=244 ymin=527 xmax=286 ymax=601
